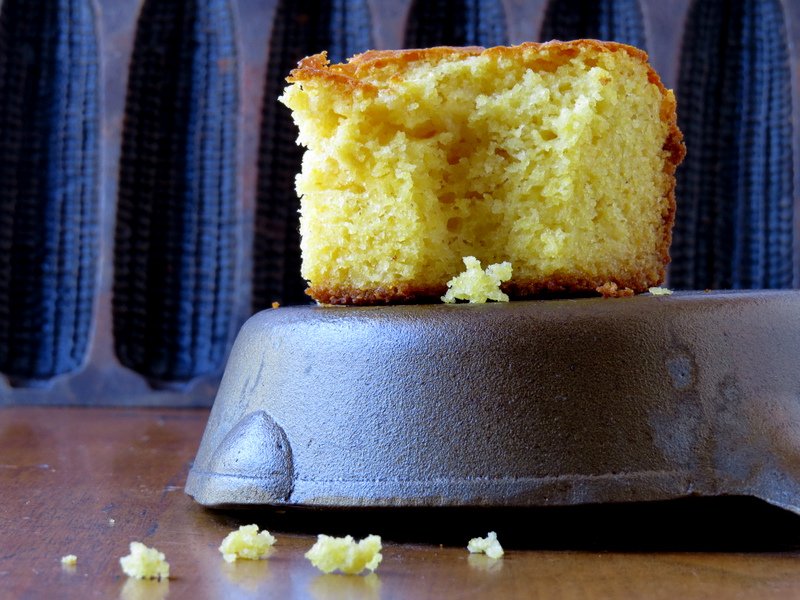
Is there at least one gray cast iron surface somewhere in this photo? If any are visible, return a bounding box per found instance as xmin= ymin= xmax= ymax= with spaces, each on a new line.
xmin=186 ymin=291 xmax=800 ymax=511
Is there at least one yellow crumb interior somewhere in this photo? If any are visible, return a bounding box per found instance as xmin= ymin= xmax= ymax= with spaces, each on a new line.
xmin=467 ymin=531 xmax=504 ymax=559
xmin=443 ymin=256 xmax=512 ymax=303
xmin=282 ymin=45 xmax=673 ymax=296
xmin=60 ymin=554 xmax=78 ymax=566
xmin=219 ymin=524 xmax=276 ymax=563
xmin=119 ymin=542 xmax=170 ymax=580
xmin=305 ymin=534 xmax=382 ymax=574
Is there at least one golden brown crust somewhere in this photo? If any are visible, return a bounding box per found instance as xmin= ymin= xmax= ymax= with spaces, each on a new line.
xmin=308 ymin=268 xmax=662 ymax=305
xmin=307 ymin=284 xmax=445 ymax=306
xmin=294 ymin=41 xmax=685 ymax=305
xmin=288 ymin=40 xmax=653 ymax=87
xmin=658 ymin=92 xmax=687 ymax=279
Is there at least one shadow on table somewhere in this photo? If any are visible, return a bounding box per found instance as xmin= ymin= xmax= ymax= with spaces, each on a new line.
xmin=206 ymin=496 xmax=800 ymax=552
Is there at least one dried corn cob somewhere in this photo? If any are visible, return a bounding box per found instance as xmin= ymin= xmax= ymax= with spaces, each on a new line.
xmin=540 ymin=0 xmax=645 ymax=49
xmin=114 ymin=0 xmax=237 ymax=382
xmin=0 ymin=0 xmax=98 ymax=382
xmin=404 ymin=0 xmax=508 ymax=49
xmin=671 ymin=0 xmax=793 ymax=289
xmin=253 ymin=0 xmax=372 ymax=310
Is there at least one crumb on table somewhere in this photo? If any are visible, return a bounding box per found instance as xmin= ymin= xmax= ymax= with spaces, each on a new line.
xmin=119 ymin=542 xmax=170 ymax=580
xmin=305 ymin=534 xmax=382 ymax=575
xmin=467 ymin=531 xmax=504 ymax=559
xmin=219 ymin=524 xmax=276 ymax=563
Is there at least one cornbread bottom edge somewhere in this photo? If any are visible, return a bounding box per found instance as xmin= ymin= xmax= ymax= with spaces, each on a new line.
xmin=307 ymin=270 xmax=664 ymax=304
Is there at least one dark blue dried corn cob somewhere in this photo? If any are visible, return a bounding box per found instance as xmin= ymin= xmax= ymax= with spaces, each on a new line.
xmin=114 ymin=0 xmax=238 ymax=383
xmin=404 ymin=0 xmax=508 ymax=48
xmin=540 ymin=0 xmax=645 ymax=48
xmin=0 ymin=0 xmax=99 ymax=383
xmin=253 ymin=0 xmax=372 ymax=311
xmin=671 ymin=0 xmax=793 ymax=289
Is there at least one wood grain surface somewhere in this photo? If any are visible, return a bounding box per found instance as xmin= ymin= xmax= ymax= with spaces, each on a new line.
xmin=4 ymin=406 xmax=800 ymax=599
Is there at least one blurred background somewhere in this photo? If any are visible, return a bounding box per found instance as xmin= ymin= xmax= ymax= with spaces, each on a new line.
xmin=0 ymin=0 xmax=796 ymax=405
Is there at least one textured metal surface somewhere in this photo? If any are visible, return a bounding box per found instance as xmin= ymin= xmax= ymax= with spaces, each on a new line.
xmin=187 ymin=290 xmax=800 ymax=511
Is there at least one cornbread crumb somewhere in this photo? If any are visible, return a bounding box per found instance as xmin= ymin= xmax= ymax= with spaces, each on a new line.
xmin=271 ymin=301 xmax=281 ymax=309
xmin=305 ymin=534 xmax=382 ymax=574
xmin=61 ymin=554 xmax=77 ymax=566
xmin=467 ymin=531 xmax=504 ymax=559
xmin=442 ymin=256 xmax=512 ymax=303
xmin=219 ymin=524 xmax=276 ymax=563
xmin=648 ymin=286 xmax=672 ymax=296
xmin=596 ymin=281 xmax=634 ymax=297
xmin=120 ymin=542 xmax=170 ymax=580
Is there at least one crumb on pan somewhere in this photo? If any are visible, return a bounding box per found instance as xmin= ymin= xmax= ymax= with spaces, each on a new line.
xmin=648 ymin=286 xmax=672 ymax=295
xmin=60 ymin=554 xmax=77 ymax=566
xmin=596 ymin=281 xmax=635 ymax=297
xmin=120 ymin=542 xmax=170 ymax=580
xmin=219 ymin=524 xmax=276 ymax=563
xmin=442 ymin=256 xmax=512 ymax=303
xmin=467 ymin=531 xmax=504 ymax=559
xmin=305 ymin=534 xmax=382 ymax=574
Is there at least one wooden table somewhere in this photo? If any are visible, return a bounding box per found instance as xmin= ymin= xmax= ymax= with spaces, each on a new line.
xmin=4 ymin=406 xmax=800 ymax=599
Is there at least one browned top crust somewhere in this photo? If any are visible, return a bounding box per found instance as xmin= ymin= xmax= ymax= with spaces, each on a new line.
xmin=290 ymin=40 xmax=656 ymax=92
xmin=289 ymin=41 xmax=686 ymax=305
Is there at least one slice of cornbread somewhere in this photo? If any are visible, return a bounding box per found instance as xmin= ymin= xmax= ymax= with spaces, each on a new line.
xmin=282 ymin=41 xmax=685 ymax=304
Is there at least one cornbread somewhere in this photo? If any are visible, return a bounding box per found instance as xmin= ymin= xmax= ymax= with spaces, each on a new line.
xmin=281 ymin=41 xmax=684 ymax=304
xmin=442 ymin=256 xmax=512 ymax=303
xmin=219 ymin=524 xmax=276 ymax=562
xmin=467 ymin=531 xmax=504 ymax=559
xmin=305 ymin=534 xmax=382 ymax=574
xmin=119 ymin=542 xmax=170 ymax=580
xmin=60 ymin=554 xmax=78 ymax=566
xmin=648 ymin=286 xmax=673 ymax=296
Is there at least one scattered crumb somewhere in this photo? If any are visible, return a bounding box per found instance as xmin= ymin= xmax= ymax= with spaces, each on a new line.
xmin=648 ymin=286 xmax=672 ymax=296
xmin=596 ymin=281 xmax=634 ymax=297
xmin=305 ymin=534 xmax=382 ymax=575
xmin=219 ymin=524 xmax=276 ymax=563
xmin=109 ymin=518 xmax=116 ymax=525
xmin=61 ymin=554 xmax=77 ymax=566
xmin=271 ymin=301 xmax=281 ymax=309
xmin=120 ymin=542 xmax=170 ymax=580
xmin=467 ymin=531 xmax=504 ymax=559
xmin=442 ymin=256 xmax=512 ymax=304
